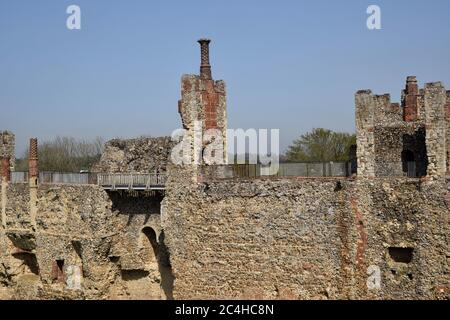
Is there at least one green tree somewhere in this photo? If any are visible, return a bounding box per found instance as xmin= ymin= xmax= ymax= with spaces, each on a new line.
xmin=285 ymin=128 xmax=355 ymax=162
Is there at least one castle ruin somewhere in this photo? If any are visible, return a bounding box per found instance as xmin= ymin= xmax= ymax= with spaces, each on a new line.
xmin=0 ymin=40 xmax=448 ymax=300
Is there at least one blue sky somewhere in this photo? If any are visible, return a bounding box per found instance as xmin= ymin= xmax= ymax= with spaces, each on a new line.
xmin=1 ymin=0 xmax=450 ymax=155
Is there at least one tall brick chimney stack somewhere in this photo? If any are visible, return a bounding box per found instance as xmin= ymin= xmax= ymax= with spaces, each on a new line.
xmin=178 ymin=40 xmax=228 ymax=168
xmin=198 ymin=39 xmax=212 ymax=80
xmin=29 ymin=138 xmax=38 ymax=185
xmin=1 ymin=156 xmax=11 ymax=183
xmin=403 ymin=76 xmax=419 ymax=122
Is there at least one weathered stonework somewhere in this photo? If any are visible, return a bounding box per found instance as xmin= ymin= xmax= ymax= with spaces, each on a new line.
xmin=160 ymin=167 xmax=449 ymax=299
xmin=159 ymin=76 xmax=449 ymax=300
xmin=0 ymin=184 xmax=173 ymax=300
xmin=92 ymin=136 xmax=174 ymax=173
xmin=446 ymin=90 xmax=450 ymax=173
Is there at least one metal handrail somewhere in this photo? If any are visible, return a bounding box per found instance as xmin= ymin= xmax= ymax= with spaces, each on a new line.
xmin=8 ymin=172 xmax=167 ymax=189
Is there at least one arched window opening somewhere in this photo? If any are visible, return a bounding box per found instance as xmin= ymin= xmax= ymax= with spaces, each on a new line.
xmin=141 ymin=227 xmax=158 ymax=264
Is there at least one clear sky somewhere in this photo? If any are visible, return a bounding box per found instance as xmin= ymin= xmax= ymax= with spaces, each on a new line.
xmin=1 ymin=0 xmax=450 ymax=155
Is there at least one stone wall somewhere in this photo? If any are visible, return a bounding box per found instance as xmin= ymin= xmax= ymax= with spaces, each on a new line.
xmin=4 ymin=183 xmax=32 ymax=230
xmin=0 ymin=184 xmax=115 ymax=299
xmin=162 ymin=174 xmax=355 ymax=299
xmin=1 ymin=171 xmax=448 ymax=300
xmin=161 ymin=169 xmax=449 ymax=300
xmin=91 ymin=136 xmax=174 ymax=173
xmin=443 ymin=91 xmax=450 ymax=175
xmin=358 ymin=179 xmax=449 ymax=299
xmin=0 ymin=183 xmax=171 ymax=300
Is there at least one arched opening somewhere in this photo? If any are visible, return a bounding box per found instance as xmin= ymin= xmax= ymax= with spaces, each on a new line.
xmin=401 ymin=150 xmax=416 ymax=177
xmin=116 ymin=227 xmax=160 ymax=300
xmin=158 ymin=231 xmax=174 ymax=300
xmin=138 ymin=227 xmax=174 ymax=300
xmin=141 ymin=227 xmax=158 ymax=265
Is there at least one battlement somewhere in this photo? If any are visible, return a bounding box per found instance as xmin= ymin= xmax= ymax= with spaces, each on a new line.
xmin=356 ymin=78 xmax=447 ymax=127
xmin=356 ymin=77 xmax=449 ymax=179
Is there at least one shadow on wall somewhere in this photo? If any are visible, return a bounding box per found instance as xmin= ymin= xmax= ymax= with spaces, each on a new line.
xmin=108 ymin=191 xmax=164 ymax=226
xmin=121 ymin=270 xmax=150 ymax=281
xmin=11 ymin=252 xmax=40 ymax=276
xmin=158 ymin=230 xmax=174 ymax=300
xmin=142 ymin=227 xmax=174 ymax=300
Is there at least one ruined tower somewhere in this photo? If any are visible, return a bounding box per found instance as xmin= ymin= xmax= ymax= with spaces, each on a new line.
xmin=0 ymin=131 xmax=15 ymax=172
xmin=355 ymin=77 xmax=449 ymax=179
xmin=0 ymin=132 xmax=13 ymax=229
xmin=177 ymin=39 xmax=228 ymax=167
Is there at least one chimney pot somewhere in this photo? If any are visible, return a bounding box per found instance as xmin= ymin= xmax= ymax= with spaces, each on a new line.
xmin=198 ymin=38 xmax=212 ymax=80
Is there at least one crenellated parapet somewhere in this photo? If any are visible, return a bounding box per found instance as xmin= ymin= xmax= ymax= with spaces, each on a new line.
xmin=355 ymin=77 xmax=449 ymax=179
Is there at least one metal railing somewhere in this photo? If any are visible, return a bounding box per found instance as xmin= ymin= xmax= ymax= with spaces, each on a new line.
xmin=39 ymin=172 xmax=91 ymax=184
xmin=277 ymin=162 xmax=351 ymax=177
xmin=8 ymin=172 xmax=167 ymax=189
xmin=5 ymin=161 xmax=423 ymax=187
xmin=11 ymin=171 xmax=94 ymax=184
xmin=11 ymin=171 xmax=28 ymax=183
xmin=200 ymin=162 xmax=354 ymax=179
xmin=97 ymin=173 xmax=166 ymax=190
